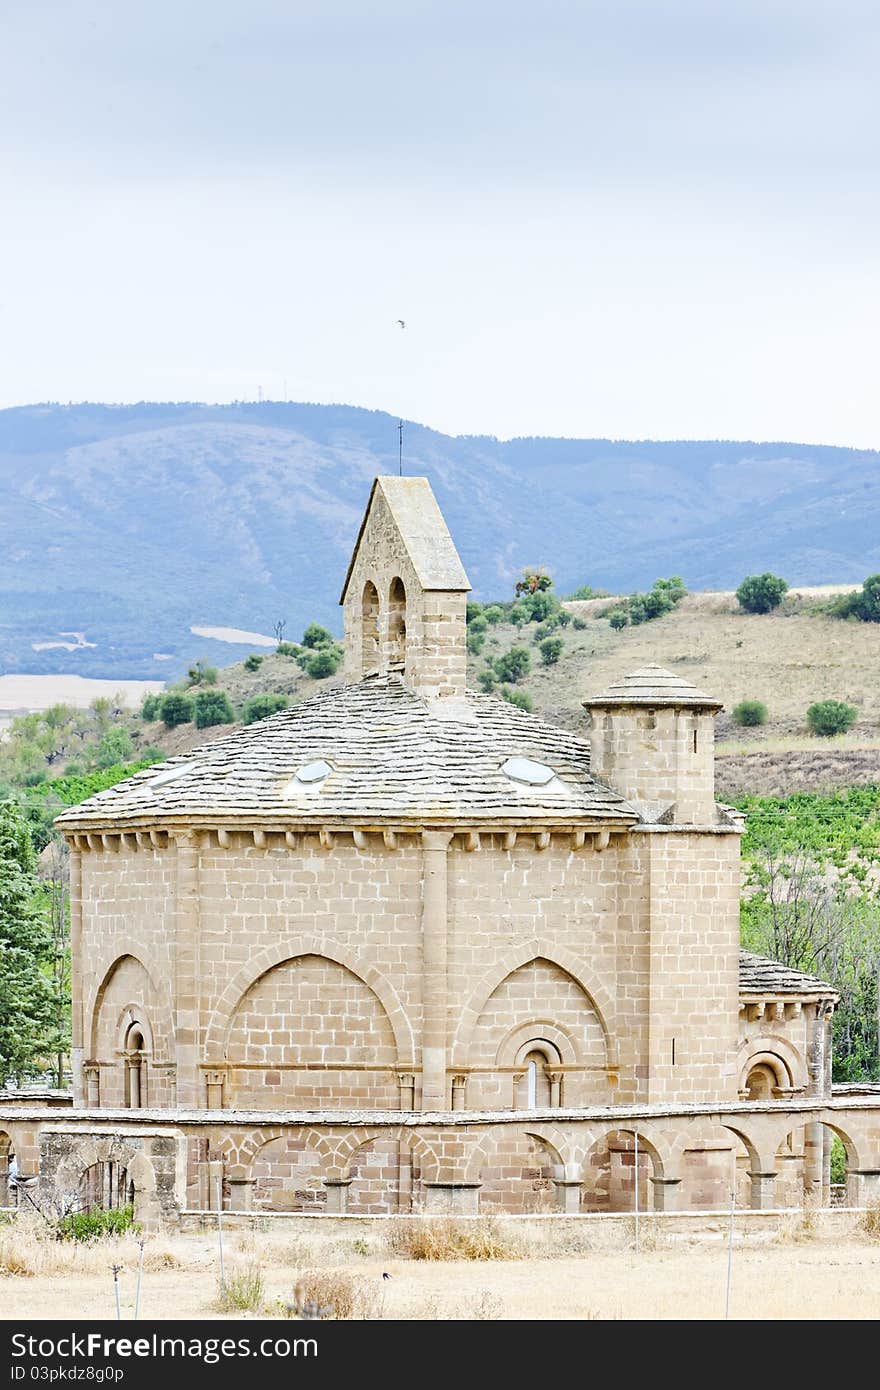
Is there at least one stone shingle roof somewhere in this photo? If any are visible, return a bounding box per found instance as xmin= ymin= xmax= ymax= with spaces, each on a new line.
xmin=739 ymin=951 xmax=837 ymax=999
xmin=56 ymin=676 xmax=636 ymax=831
xmin=583 ymin=664 xmax=723 ymax=711
xmin=340 ymin=477 xmax=471 ymax=601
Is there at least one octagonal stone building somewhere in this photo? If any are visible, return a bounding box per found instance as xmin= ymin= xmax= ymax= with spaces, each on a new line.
xmin=48 ymin=476 xmax=852 ymax=1221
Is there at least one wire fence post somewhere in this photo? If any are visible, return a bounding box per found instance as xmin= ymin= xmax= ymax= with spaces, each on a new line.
xmin=134 ymin=1238 xmax=145 ymax=1320
xmin=725 ymin=1186 xmax=736 ymax=1320
xmin=633 ymin=1130 xmax=640 ymax=1254
xmin=112 ymin=1264 xmax=122 ymax=1321
xmin=215 ymin=1176 xmax=225 ymax=1288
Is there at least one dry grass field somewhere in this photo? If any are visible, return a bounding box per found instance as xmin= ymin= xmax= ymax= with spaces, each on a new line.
xmin=0 ymin=1215 xmax=878 ymax=1321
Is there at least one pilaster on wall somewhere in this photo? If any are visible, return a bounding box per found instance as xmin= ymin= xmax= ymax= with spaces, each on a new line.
xmin=421 ymin=830 xmax=453 ymax=1108
xmin=642 ymin=828 xmax=741 ymax=1105
xmin=173 ymin=831 xmax=202 ymax=1108
xmin=68 ymin=847 xmax=84 ymax=1104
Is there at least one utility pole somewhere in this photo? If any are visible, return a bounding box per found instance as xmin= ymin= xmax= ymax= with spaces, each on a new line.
xmin=398 ymin=420 xmax=404 ymax=476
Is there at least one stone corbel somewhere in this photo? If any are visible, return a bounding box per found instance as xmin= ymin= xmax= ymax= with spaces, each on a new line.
xmin=503 ymin=831 xmax=518 ymax=851
xmin=285 ymin=830 xmax=299 ymax=849
xmin=593 ymin=830 xmax=611 ymax=852
xmin=570 ymin=830 xmax=586 ymax=851
xmin=319 ymin=828 xmax=334 ymax=850
xmin=149 ymin=829 xmax=166 ymax=849
xmin=252 ymin=829 xmax=266 ymax=848
xmin=383 ymin=830 xmax=398 ymax=850
xmin=463 ymin=830 xmax=480 ymax=852
xmin=353 ymin=829 xmax=370 ymax=850
xmin=534 ymin=831 xmax=550 ymax=851
xmin=217 ymin=828 xmax=231 ymax=848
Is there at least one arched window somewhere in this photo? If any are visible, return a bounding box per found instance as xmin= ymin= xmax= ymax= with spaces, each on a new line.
xmin=521 ymin=1049 xmax=551 ymax=1110
xmin=125 ymin=1026 xmax=145 ymax=1109
xmin=362 ymin=581 xmax=380 ymax=675
xmin=387 ymin=577 xmax=407 ymax=671
xmin=745 ymin=1063 xmax=777 ymax=1100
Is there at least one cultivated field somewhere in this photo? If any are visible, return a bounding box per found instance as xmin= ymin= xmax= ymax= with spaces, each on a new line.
xmin=0 ymin=1216 xmax=878 ymax=1321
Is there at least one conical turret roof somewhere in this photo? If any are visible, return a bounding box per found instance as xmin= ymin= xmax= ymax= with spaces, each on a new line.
xmin=583 ymin=664 xmax=722 ymax=711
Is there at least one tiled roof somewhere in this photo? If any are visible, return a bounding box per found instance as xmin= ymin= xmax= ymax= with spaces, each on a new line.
xmin=340 ymin=476 xmax=471 ymax=601
xmin=583 ymin=664 xmax=723 ymax=710
xmin=739 ymin=951 xmax=837 ymax=998
xmin=56 ymin=676 xmax=636 ymax=831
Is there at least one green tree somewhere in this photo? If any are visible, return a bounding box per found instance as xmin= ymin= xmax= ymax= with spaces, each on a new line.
xmin=807 ymin=700 xmax=857 ymax=737
xmin=608 ymin=609 xmax=629 ymax=630
xmin=243 ymin=654 xmax=264 ymax=673
xmin=193 ymin=690 xmax=235 ymax=728
xmin=466 ymin=602 xmax=484 ymax=623
xmin=831 ymin=574 xmax=880 ymax=622
xmin=159 ymin=692 xmax=195 ymax=728
xmin=732 ymin=700 xmax=768 ymax=727
xmin=301 ymin=623 xmax=335 ymax=649
xmin=94 ymin=727 xmax=134 ymax=769
xmin=466 ymin=629 xmax=486 ymax=655
xmin=305 ymin=647 xmax=342 ymax=679
xmin=477 ymin=669 xmax=496 ymax=692
xmin=736 ymin=572 xmax=789 ymax=614
xmin=494 ymin=646 xmax=531 ymax=684
xmin=483 ymin=605 xmax=504 ymax=625
xmin=0 ymin=805 xmax=57 ymax=1084
xmin=242 ymin=693 xmax=289 ymax=724
xmin=539 ymin=636 xmax=564 ymax=665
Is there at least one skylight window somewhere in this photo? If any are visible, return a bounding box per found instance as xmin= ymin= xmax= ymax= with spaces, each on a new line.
xmin=282 ymin=760 xmax=333 ymax=797
xmin=501 ymin=757 xmax=556 ymax=787
xmin=149 ymin=763 xmax=193 ymax=790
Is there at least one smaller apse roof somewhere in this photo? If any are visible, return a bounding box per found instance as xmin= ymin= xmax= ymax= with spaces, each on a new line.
xmin=739 ymin=951 xmax=838 ymax=1000
xmin=584 ymin=664 xmax=723 ymax=711
xmin=340 ymin=476 xmax=471 ymax=602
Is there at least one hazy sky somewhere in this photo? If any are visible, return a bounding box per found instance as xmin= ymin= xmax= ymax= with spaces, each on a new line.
xmin=2 ymin=1 xmax=879 ymax=444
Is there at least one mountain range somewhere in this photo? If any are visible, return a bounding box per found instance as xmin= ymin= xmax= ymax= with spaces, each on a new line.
xmin=2 ymin=401 xmax=878 ymax=679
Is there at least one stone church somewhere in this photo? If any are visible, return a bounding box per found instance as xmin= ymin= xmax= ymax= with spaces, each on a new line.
xmin=14 ymin=475 xmax=878 ymax=1224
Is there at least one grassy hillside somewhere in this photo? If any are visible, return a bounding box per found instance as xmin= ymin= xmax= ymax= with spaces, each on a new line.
xmin=2 ymin=400 xmax=880 ymax=679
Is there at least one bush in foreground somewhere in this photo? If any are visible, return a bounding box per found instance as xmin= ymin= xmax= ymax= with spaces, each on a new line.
xmin=58 ymin=1205 xmax=138 ymax=1242
xmin=159 ymin=692 xmax=194 ymax=728
xmin=386 ymin=1216 xmax=516 ymax=1262
xmin=806 ymin=700 xmax=857 ymax=737
xmin=732 ymin=699 xmax=768 ymax=727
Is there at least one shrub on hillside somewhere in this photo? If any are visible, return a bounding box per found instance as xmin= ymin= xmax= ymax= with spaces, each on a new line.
xmin=608 ymin=609 xmax=628 ymax=630
xmin=806 ymin=700 xmax=857 ymax=737
xmin=466 ymin=602 xmax=484 ymax=623
xmin=94 ymin=727 xmax=134 ymax=769
xmin=500 ymin=687 xmax=533 ymax=711
xmin=193 ymin=690 xmax=235 ymax=728
xmin=159 ymin=692 xmax=194 ymax=728
xmin=736 ymin=572 xmax=788 ymax=614
xmin=242 ymin=693 xmax=288 ymax=724
xmin=305 ymin=647 xmax=342 ymax=679
xmin=466 ymin=629 xmax=486 ymax=655
xmin=243 ymin=654 xmax=263 ymax=673
xmin=509 ymin=601 xmax=531 ymax=627
xmin=477 ymin=669 xmax=496 ymax=692
xmin=483 ymin=605 xmax=504 ymax=625
xmin=276 ymin=642 xmax=301 ymax=657
xmin=186 ymin=659 xmax=219 ymax=686
xmin=140 ymin=693 xmax=161 ymax=721
xmin=628 ymin=576 xmax=686 ymax=625
xmin=467 ymin=614 xmax=488 ymax=635
xmin=829 ymin=574 xmax=880 ymax=623
xmin=494 ymin=646 xmax=531 ymax=684
xmin=539 ymin=636 xmax=564 ymax=665
xmin=301 ymin=623 xmax=335 ymax=649
xmin=732 ymin=700 xmax=768 ymax=728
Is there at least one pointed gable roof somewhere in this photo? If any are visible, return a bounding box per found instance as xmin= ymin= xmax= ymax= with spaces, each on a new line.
xmin=583 ymin=664 xmax=723 ymax=711
xmin=340 ymin=476 xmax=471 ymax=603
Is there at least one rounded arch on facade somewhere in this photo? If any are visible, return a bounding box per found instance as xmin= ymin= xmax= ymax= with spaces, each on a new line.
xmin=114 ymin=1004 xmax=155 ymax=1056
xmin=204 ymin=939 xmax=416 ymax=1064
xmin=53 ymin=1136 xmax=158 ymax=1221
xmin=387 ymin=576 xmax=407 ymax=669
xmin=495 ymin=1020 xmax=578 ymax=1069
xmin=451 ymin=943 xmax=615 ymax=1068
xmin=361 ymin=579 xmax=380 ymax=674
xmin=737 ymin=1035 xmax=804 ymax=1093
xmin=88 ymin=951 xmax=168 ymax=1058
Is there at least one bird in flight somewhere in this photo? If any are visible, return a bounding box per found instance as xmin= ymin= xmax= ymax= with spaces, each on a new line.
xmin=397 ymin=319 xmax=406 ymax=329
